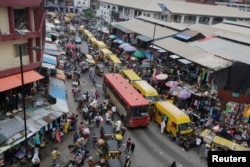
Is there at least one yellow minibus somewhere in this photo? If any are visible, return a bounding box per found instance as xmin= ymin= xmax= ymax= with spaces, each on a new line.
xmin=133 ymin=80 xmax=159 ymax=103
xmin=109 ymin=55 xmax=122 ymax=72
xmin=121 ymin=69 xmax=141 ymax=84
xmin=155 ymin=101 xmax=193 ymax=138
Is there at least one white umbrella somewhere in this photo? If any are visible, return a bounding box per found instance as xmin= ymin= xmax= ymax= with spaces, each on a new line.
xmin=156 ymin=74 xmax=168 ymax=80
xmin=123 ymin=45 xmax=137 ymax=52
xmin=118 ymin=43 xmax=131 ymax=49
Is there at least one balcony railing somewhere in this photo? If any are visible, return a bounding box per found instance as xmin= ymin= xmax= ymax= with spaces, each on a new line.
xmin=0 ymin=31 xmax=41 ymax=41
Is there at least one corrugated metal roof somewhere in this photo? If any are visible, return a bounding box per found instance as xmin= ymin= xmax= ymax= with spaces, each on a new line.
xmin=100 ymin=0 xmax=164 ymax=12
xmin=50 ymin=98 xmax=69 ymax=113
xmin=100 ymin=0 xmax=250 ymax=18
xmin=0 ymin=118 xmax=24 ymax=144
xmin=154 ymin=38 xmax=232 ymax=71
xmin=214 ymin=31 xmax=250 ymax=45
xmin=111 ymin=24 xmax=134 ymax=34
xmin=222 ymin=20 xmax=250 ymax=28
xmin=26 ymin=108 xmax=63 ymax=133
xmin=188 ymin=24 xmax=222 ymax=36
xmin=44 ymin=49 xmax=61 ymax=56
xmin=164 ymin=0 xmax=250 ymax=18
xmin=136 ymin=35 xmax=152 ymax=42
xmin=137 ymin=15 xmax=188 ymax=31
xmin=211 ymin=23 xmax=250 ymax=36
xmin=114 ymin=19 xmax=177 ymax=39
xmin=190 ymin=37 xmax=250 ymax=65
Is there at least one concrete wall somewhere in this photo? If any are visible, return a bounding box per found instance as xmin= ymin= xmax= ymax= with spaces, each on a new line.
xmin=0 ymin=39 xmax=29 ymax=71
xmin=0 ymin=7 xmax=10 ymax=34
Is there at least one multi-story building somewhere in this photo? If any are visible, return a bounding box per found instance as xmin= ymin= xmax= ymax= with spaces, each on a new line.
xmin=97 ymin=0 xmax=250 ymax=25
xmin=0 ymin=0 xmax=46 ymax=78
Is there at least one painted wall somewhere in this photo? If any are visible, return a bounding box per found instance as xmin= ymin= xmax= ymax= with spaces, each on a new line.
xmin=0 ymin=7 xmax=10 ymax=34
xmin=0 ymin=39 xmax=30 ymax=70
xmin=74 ymin=0 xmax=90 ymax=9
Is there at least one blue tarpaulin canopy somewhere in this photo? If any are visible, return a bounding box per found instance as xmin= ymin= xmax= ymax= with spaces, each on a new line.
xmin=43 ymin=54 xmax=57 ymax=65
xmin=144 ymin=51 xmax=153 ymax=59
xmin=49 ymin=77 xmax=66 ymax=100
xmin=49 ymin=85 xmax=66 ymax=101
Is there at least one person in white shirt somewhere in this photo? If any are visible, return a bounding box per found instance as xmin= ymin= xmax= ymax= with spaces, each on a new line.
xmin=105 ymin=112 xmax=111 ymax=125
xmin=160 ymin=120 xmax=166 ymax=134
xmin=82 ymin=105 xmax=88 ymax=121
xmin=115 ymin=120 xmax=122 ymax=133
xmin=195 ymin=137 xmax=202 ymax=153
xmin=111 ymin=106 xmax=116 ymax=120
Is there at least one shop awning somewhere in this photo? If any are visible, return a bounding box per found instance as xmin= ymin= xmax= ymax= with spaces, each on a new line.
xmin=50 ymin=98 xmax=69 ymax=113
xmin=49 ymin=77 xmax=66 ymax=100
xmin=56 ymin=73 xmax=66 ymax=81
xmin=175 ymin=30 xmax=204 ymax=41
xmin=153 ymin=38 xmax=232 ymax=71
xmin=44 ymin=49 xmax=61 ymax=56
xmin=136 ymin=35 xmax=152 ymax=42
xmin=42 ymin=62 xmax=56 ymax=69
xmin=112 ymin=24 xmax=134 ymax=33
xmin=178 ymin=59 xmax=192 ymax=65
xmin=0 ymin=70 xmax=44 ymax=92
xmin=43 ymin=54 xmax=57 ymax=65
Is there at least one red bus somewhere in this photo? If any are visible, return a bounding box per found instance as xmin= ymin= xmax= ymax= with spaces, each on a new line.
xmin=103 ymin=73 xmax=150 ymax=128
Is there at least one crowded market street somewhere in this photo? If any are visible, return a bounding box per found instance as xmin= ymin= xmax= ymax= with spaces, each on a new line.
xmin=34 ymin=38 xmax=207 ymax=167
xmin=1 ymin=4 xmax=249 ymax=167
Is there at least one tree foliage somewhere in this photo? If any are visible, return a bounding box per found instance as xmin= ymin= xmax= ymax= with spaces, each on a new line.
xmin=83 ymin=9 xmax=93 ymax=19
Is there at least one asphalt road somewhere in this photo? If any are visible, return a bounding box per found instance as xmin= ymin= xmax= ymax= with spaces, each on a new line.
xmin=74 ymin=38 xmax=208 ymax=167
xmin=37 ymin=34 xmax=208 ymax=167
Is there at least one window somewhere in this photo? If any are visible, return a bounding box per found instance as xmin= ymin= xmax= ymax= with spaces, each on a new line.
xmin=14 ymin=9 xmax=27 ymax=30
xmin=14 ymin=44 xmax=28 ymax=57
xmin=107 ymin=5 xmax=110 ymax=9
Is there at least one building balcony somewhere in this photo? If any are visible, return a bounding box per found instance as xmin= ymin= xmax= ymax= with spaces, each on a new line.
xmin=0 ymin=31 xmax=41 ymax=42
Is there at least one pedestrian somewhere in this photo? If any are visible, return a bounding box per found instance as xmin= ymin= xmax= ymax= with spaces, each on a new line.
xmin=94 ymin=114 xmax=102 ymax=128
xmin=87 ymin=157 xmax=95 ymax=167
xmin=160 ymin=120 xmax=166 ymax=134
xmin=176 ymin=130 xmax=180 ymax=145
xmin=95 ymin=89 xmax=100 ymax=100
xmin=88 ymin=111 xmax=93 ymax=125
xmin=103 ymin=102 xmax=107 ymax=114
xmin=131 ymin=142 xmax=135 ymax=153
xmin=82 ymin=105 xmax=88 ymax=121
xmin=73 ymin=132 xmax=79 ymax=143
xmin=51 ymin=148 xmax=60 ymax=167
xmin=170 ymin=161 xmax=177 ymax=167
xmin=124 ymin=156 xmax=131 ymax=167
xmin=92 ymin=76 xmax=96 ymax=87
xmin=115 ymin=120 xmax=122 ymax=134
xmin=89 ymin=67 xmax=93 ymax=80
xmin=121 ymin=125 xmax=127 ymax=136
xmin=63 ymin=120 xmax=70 ymax=134
xmin=111 ymin=105 xmax=116 ymax=120
xmin=98 ymin=103 xmax=103 ymax=115
xmin=194 ymin=136 xmax=202 ymax=153
xmin=105 ymin=111 xmax=111 ymax=125
xmin=78 ymin=122 xmax=84 ymax=135
xmin=125 ymin=138 xmax=132 ymax=153
xmin=32 ymin=149 xmax=40 ymax=167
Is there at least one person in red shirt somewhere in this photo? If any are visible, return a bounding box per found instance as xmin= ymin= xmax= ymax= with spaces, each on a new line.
xmin=125 ymin=138 xmax=132 ymax=153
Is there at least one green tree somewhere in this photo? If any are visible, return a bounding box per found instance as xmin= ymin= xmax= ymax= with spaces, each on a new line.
xmin=83 ymin=9 xmax=93 ymax=20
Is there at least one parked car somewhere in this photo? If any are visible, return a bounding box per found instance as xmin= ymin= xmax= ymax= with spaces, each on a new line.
xmin=75 ymin=35 xmax=82 ymax=44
